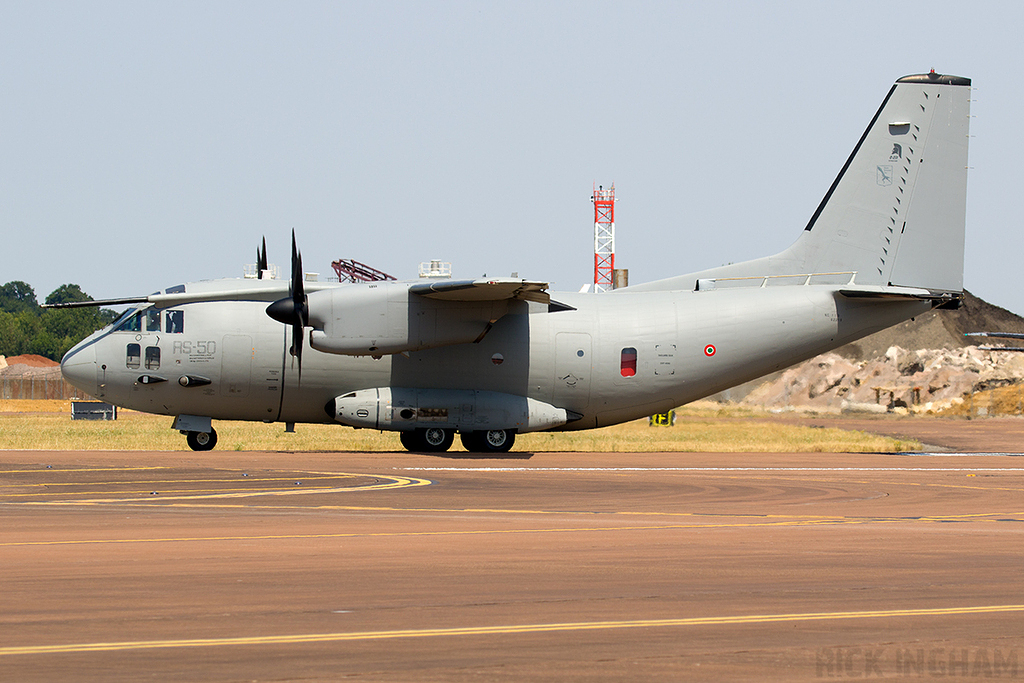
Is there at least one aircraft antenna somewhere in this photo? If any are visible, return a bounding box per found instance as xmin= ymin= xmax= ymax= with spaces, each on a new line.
xmin=591 ymin=183 xmax=616 ymax=292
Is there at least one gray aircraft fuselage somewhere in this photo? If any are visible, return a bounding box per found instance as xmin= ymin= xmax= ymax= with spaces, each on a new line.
xmin=64 ymin=279 xmax=930 ymax=428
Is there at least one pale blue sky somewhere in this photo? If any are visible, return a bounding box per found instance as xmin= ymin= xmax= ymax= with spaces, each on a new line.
xmin=3 ymin=1 xmax=1022 ymax=315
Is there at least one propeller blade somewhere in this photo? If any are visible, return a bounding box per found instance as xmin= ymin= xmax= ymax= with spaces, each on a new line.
xmin=291 ymin=233 xmax=307 ymax=382
xmin=257 ymin=237 xmax=268 ymax=278
xmin=266 ymin=230 xmax=309 ymax=382
xmin=291 ymin=231 xmax=305 ymax=310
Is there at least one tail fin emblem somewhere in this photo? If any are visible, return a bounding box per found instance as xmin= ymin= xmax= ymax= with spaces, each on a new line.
xmin=877 ymin=165 xmax=893 ymax=186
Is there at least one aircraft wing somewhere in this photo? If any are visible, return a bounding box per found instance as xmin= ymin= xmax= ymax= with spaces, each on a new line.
xmin=410 ymin=279 xmax=550 ymax=304
xmin=41 ymin=282 xmax=333 ymax=310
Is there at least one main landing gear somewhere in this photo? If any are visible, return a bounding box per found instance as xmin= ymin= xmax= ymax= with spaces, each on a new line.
xmin=399 ymin=427 xmax=454 ymax=453
xmin=185 ymin=428 xmax=218 ymax=451
xmin=460 ymin=429 xmax=515 ymax=453
xmin=399 ymin=427 xmax=515 ymax=453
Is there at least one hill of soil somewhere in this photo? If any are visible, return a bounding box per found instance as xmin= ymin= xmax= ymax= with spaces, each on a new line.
xmin=2 ymin=355 xmax=59 ymax=368
xmin=0 ymin=354 xmax=62 ymax=379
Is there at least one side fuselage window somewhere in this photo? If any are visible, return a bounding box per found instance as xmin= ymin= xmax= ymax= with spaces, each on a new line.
xmin=621 ymin=347 xmax=637 ymax=377
xmin=145 ymin=346 xmax=160 ymax=370
xmin=165 ymin=310 xmax=184 ymax=334
xmin=126 ymin=343 xmax=141 ymax=369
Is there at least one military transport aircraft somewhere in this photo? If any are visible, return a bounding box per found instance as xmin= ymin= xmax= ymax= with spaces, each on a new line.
xmin=50 ymin=72 xmax=971 ymax=453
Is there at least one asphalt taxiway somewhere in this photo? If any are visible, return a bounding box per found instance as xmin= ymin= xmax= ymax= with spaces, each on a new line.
xmin=2 ymin=425 xmax=1023 ymax=681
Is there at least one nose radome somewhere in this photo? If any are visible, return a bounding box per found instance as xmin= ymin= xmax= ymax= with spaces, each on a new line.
xmin=60 ymin=343 xmax=97 ymax=396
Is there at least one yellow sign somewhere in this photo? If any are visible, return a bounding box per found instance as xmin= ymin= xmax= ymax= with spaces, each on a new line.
xmin=649 ymin=411 xmax=675 ymax=426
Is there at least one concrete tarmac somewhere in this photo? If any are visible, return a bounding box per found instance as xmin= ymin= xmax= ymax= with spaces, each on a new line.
xmin=2 ymin=429 xmax=1024 ymax=680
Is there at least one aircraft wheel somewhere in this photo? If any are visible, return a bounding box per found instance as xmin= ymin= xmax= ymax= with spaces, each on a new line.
xmin=461 ymin=429 xmax=514 ymax=453
xmin=186 ymin=428 xmax=218 ymax=452
xmin=402 ymin=427 xmax=454 ymax=453
xmin=419 ymin=427 xmax=454 ymax=452
xmin=482 ymin=429 xmax=515 ymax=452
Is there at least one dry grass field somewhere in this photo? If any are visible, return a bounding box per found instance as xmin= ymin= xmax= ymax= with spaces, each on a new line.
xmin=0 ymin=399 xmax=919 ymax=452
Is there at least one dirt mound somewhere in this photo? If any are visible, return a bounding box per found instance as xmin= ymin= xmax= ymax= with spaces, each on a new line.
xmin=3 ymin=355 xmax=59 ymax=368
xmin=0 ymin=354 xmax=62 ymax=379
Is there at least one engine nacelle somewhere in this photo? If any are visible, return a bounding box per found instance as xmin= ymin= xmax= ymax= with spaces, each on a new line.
xmin=306 ymin=282 xmax=510 ymax=356
xmin=328 ymin=387 xmax=569 ymax=433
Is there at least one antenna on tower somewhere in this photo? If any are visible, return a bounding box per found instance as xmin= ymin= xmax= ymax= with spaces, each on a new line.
xmin=591 ymin=183 xmax=616 ymax=292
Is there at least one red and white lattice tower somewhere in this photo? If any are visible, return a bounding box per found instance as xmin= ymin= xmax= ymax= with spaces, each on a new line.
xmin=591 ymin=183 xmax=616 ymax=292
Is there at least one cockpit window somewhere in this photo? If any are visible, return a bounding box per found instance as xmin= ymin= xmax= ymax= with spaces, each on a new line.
xmin=145 ymin=310 xmax=161 ymax=332
xmin=165 ymin=310 xmax=184 ymax=334
xmin=114 ymin=311 xmax=142 ymax=333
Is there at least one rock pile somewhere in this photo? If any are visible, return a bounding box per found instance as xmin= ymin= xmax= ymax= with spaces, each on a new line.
xmin=738 ymin=346 xmax=1024 ymax=414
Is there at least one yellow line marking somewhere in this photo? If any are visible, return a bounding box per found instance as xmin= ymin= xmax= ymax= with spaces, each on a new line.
xmin=0 ymin=474 xmax=365 ymax=491
xmin=1 ymin=473 xmax=431 ymax=505
xmin=2 ymin=604 xmax=1021 ymax=656
xmin=4 ymin=511 xmax=1022 ymax=547
xmin=0 ymin=467 xmax=170 ymax=474
xmin=4 ymin=485 xmax=354 ymax=499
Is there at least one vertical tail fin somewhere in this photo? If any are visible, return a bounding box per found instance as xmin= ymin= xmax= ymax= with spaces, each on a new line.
xmin=634 ymin=73 xmax=971 ymax=294
xmin=793 ymin=72 xmax=971 ymax=293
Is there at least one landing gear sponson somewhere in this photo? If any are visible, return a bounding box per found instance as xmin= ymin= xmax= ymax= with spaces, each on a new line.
xmin=329 ymin=387 xmax=573 ymax=454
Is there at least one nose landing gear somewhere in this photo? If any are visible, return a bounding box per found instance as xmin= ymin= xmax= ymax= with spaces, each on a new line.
xmin=185 ymin=428 xmax=218 ymax=451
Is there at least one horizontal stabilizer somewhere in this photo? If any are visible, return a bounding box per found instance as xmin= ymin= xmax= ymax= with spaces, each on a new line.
xmin=837 ymin=285 xmax=958 ymax=303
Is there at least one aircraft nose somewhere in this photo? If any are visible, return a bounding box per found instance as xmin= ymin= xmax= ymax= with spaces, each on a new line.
xmin=61 ymin=343 xmax=97 ymax=396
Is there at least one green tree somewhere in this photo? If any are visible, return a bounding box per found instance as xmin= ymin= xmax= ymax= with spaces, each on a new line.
xmin=0 ymin=283 xmax=118 ymax=361
xmin=0 ymin=281 xmax=39 ymax=314
xmin=0 ymin=310 xmax=30 ymax=356
xmin=45 ymin=284 xmax=92 ymax=306
xmin=0 ymin=309 xmax=42 ymax=357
